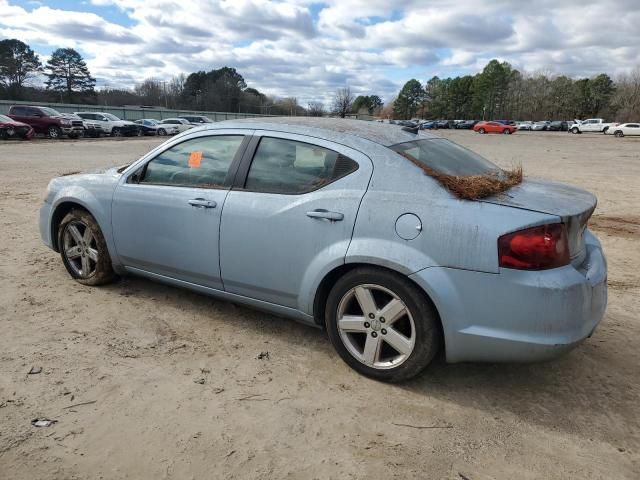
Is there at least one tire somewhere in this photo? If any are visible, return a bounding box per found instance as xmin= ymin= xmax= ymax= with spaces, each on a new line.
xmin=478 ymin=128 xmax=486 ymax=134
xmin=111 ymin=128 xmax=122 ymax=137
xmin=48 ymin=126 xmax=62 ymax=139
xmin=614 ymin=130 xmax=624 ymax=137
xmin=571 ymin=127 xmax=579 ymax=134
xmin=325 ymin=267 xmax=441 ymax=382
xmin=157 ymin=128 xmax=166 ymax=136
xmin=136 ymin=127 xmax=143 ymax=137
xmin=58 ymin=209 xmax=116 ymax=286
xmin=502 ymin=129 xmax=510 ymax=134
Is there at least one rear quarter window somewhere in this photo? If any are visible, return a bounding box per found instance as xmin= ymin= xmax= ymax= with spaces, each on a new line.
xmin=390 ymin=138 xmax=499 ymax=176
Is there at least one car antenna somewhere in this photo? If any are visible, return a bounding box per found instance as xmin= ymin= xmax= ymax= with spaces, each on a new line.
xmin=402 ymin=125 xmax=419 ymax=134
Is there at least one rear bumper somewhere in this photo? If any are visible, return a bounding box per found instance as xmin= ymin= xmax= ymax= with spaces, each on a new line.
xmin=410 ymin=230 xmax=607 ymax=363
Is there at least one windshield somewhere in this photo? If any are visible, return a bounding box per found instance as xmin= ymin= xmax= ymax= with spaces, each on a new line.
xmin=103 ymin=113 xmax=120 ymax=121
xmin=390 ymin=138 xmax=500 ymax=177
xmin=40 ymin=107 xmax=62 ymax=116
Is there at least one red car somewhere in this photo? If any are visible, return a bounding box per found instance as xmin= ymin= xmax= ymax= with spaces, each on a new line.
xmin=0 ymin=114 xmax=35 ymax=140
xmin=473 ymin=121 xmax=516 ymax=135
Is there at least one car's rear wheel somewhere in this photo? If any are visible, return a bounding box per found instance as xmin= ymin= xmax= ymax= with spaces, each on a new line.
xmin=325 ymin=267 xmax=440 ymax=382
xmin=48 ymin=126 xmax=61 ymax=139
xmin=58 ymin=209 xmax=116 ymax=286
xmin=111 ymin=128 xmax=122 ymax=137
xmin=478 ymin=128 xmax=486 ymax=134
xmin=157 ymin=128 xmax=166 ymax=136
xmin=614 ymin=130 xmax=624 ymax=137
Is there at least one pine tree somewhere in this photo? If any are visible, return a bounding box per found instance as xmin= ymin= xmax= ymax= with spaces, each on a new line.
xmin=45 ymin=48 xmax=96 ymax=102
xmin=0 ymin=39 xmax=42 ymax=99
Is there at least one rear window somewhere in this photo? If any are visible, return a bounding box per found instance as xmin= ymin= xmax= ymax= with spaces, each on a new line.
xmin=390 ymin=138 xmax=500 ymax=177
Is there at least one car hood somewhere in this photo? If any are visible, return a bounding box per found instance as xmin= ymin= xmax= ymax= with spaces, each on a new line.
xmin=0 ymin=119 xmax=29 ymax=127
xmin=481 ymin=178 xmax=597 ymax=261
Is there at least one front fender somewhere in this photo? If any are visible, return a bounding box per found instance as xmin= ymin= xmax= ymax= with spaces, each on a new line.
xmin=48 ymin=183 xmax=120 ymax=270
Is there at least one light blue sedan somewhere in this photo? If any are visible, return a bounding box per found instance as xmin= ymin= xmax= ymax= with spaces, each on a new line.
xmin=40 ymin=118 xmax=607 ymax=382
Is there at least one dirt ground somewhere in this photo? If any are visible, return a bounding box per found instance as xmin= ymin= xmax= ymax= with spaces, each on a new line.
xmin=0 ymin=130 xmax=638 ymax=480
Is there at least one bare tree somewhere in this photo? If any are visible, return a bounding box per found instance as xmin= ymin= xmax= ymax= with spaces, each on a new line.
xmin=307 ymin=101 xmax=325 ymax=117
xmin=332 ymin=87 xmax=354 ymax=118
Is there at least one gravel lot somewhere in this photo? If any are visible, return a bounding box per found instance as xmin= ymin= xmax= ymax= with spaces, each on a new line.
xmin=1 ymin=130 xmax=639 ymax=479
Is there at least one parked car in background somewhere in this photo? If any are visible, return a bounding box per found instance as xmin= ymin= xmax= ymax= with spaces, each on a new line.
xmin=548 ymin=121 xmax=570 ymax=131
xmin=605 ymin=123 xmax=640 ymax=137
xmin=39 ymin=118 xmax=607 ymax=382
xmin=8 ymin=105 xmax=84 ymax=139
xmin=158 ymin=118 xmax=193 ymax=133
xmin=455 ymin=120 xmax=477 ymax=129
xmin=179 ymin=115 xmax=214 ymax=125
xmin=531 ymin=121 xmax=551 ymax=131
xmin=473 ymin=121 xmax=516 ymax=134
xmin=74 ymin=112 xmax=140 ymax=137
xmin=134 ymin=119 xmax=179 ymax=136
xmin=516 ymin=121 xmax=533 ymax=131
xmin=0 ymin=114 xmax=35 ymax=140
xmin=569 ymin=118 xmax=613 ymax=134
xmin=419 ymin=121 xmax=436 ymax=130
xmin=81 ymin=118 xmax=104 ymax=138
xmin=435 ymin=120 xmax=452 ymax=129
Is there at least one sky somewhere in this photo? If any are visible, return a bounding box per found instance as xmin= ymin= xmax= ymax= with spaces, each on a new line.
xmin=1 ymin=0 xmax=639 ymax=104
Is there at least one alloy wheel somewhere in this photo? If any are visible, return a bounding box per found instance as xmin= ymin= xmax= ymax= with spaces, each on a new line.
xmin=336 ymin=284 xmax=416 ymax=369
xmin=62 ymin=220 xmax=98 ymax=278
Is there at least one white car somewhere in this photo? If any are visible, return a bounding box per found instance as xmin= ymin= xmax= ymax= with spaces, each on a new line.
xmin=516 ymin=121 xmax=533 ymax=130
xmin=157 ymin=118 xmax=193 ymax=133
xmin=605 ymin=123 xmax=640 ymax=137
xmin=75 ymin=112 xmax=141 ymax=136
xmin=134 ymin=119 xmax=179 ymax=136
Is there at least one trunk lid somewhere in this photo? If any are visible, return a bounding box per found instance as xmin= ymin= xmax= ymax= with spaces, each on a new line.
xmin=481 ymin=178 xmax=596 ymax=264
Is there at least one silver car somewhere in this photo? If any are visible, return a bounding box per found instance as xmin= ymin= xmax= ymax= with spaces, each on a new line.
xmin=39 ymin=118 xmax=607 ymax=382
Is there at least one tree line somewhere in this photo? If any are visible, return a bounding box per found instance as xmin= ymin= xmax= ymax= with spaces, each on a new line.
xmin=2 ymin=38 xmax=638 ymax=121
xmin=390 ymin=59 xmax=640 ymax=122
xmin=0 ymin=38 xmax=311 ymax=115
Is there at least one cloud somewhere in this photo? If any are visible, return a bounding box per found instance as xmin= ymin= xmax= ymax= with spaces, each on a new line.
xmin=1 ymin=0 xmax=639 ymax=104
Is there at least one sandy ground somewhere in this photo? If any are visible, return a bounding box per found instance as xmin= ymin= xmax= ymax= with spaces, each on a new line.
xmin=0 ymin=130 xmax=639 ymax=480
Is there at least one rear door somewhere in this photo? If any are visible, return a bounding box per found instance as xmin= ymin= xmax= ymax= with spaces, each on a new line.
xmin=112 ymin=130 xmax=251 ymax=289
xmin=219 ymin=131 xmax=373 ymax=309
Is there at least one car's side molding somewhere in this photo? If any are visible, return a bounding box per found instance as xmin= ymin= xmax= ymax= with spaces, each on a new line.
xmin=126 ymin=266 xmax=317 ymax=326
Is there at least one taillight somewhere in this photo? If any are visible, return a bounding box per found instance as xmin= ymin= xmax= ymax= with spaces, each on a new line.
xmin=498 ymin=224 xmax=570 ymax=270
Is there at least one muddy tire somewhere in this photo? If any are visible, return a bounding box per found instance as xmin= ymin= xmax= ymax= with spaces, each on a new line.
xmin=58 ymin=209 xmax=116 ymax=286
xmin=325 ymin=267 xmax=441 ymax=383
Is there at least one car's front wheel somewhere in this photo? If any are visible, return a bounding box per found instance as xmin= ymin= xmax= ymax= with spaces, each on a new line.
xmin=614 ymin=130 xmax=624 ymax=137
xmin=157 ymin=128 xmax=166 ymax=136
xmin=325 ymin=267 xmax=440 ymax=382
xmin=48 ymin=126 xmax=62 ymax=139
xmin=58 ymin=209 xmax=116 ymax=286
xmin=478 ymin=128 xmax=486 ymax=134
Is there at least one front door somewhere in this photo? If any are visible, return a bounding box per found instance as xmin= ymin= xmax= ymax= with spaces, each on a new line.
xmin=112 ymin=131 xmax=249 ymax=289
xmin=220 ymin=132 xmax=372 ymax=309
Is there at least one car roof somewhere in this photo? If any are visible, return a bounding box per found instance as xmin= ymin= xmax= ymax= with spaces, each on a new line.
xmin=201 ymin=117 xmax=437 ymax=147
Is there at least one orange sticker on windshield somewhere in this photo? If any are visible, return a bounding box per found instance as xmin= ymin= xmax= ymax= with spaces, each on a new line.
xmin=188 ymin=151 xmax=203 ymax=168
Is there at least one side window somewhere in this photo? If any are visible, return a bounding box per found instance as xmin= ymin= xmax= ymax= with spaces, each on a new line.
xmin=26 ymin=108 xmax=40 ymax=117
xmin=244 ymin=137 xmax=358 ymax=194
xmin=139 ymin=135 xmax=244 ymax=188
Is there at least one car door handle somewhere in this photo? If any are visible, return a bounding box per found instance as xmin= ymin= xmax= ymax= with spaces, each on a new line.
xmin=306 ymin=209 xmax=344 ymax=221
xmin=188 ymin=198 xmax=217 ymax=209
